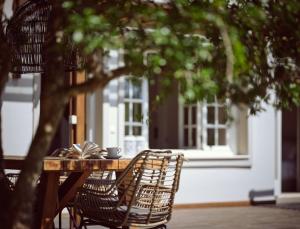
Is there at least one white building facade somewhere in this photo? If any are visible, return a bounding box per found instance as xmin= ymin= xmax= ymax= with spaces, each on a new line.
xmin=3 ymin=0 xmax=300 ymax=208
xmin=83 ymin=73 xmax=279 ymax=205
xmin=1 ymin=47 xmax=298 ymax=207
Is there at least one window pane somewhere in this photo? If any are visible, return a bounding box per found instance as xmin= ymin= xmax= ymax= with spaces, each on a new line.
xmin=192 ymin=106 xmax=196 ymax=125
xmin=132 ymin=80 xmax=142 ymax=98
xmin=184 ymin=128 xmax=189 ymax=146
xmin=207 ymin=128 xmax=215 ymax=146
xmin=192 ymin=128 xmax=196 ymax=147
xmin=125 ymin=79 xmax=130 ymax=98
xmin=207 ymin=107 xmax=215 ymax=124
xmin=125 ymin=125 xmax=130 ymax=136
xmin=132 ymin=126 xmax=142 ymax=136
xmin=133 ymin=103 xmax=142 ymax=122
xmin=218 ymin=128 xmax=226 ymax=145
xmin=125 ymin=102 xmax=129 ymax=121
xmin=218 ymin=107 xmax=227 ymax=124
xmin=184 ymin=107 xmax=189 ymax=125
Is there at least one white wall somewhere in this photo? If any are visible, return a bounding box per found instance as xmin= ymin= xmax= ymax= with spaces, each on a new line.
xmin=86 ymin=89 xmax=103 ymax=146
xmin=1 ymin=1 xmax=38 ymax=156
xmin=102 ymin=79 xmax=120 ymax=148
xmin=175 ymin=105 xmax=276 ymax=204
xmin=2 ymin=102 xmax=33 ymax=155
xmin=1 ymin=74 xmax=39 ymax=156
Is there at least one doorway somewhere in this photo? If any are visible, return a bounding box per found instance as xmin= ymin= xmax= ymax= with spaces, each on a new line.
xmin=282 ymin=106 xmax=300 ymax=192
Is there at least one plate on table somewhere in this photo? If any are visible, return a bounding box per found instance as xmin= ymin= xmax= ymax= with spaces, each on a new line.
xmin=104 ymin=155 xmax=122 ymax=159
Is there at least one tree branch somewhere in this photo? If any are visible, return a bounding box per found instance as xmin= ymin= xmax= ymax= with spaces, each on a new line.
xmin=65 ymin=66 xmax=133 ymax=97
xmin=219 ymin=24 xmax=234 ymax=83
xmin=203 ymin=13 xmax=234 ymax=83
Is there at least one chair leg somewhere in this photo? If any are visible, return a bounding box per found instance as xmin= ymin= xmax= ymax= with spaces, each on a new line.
xmin=67 ymin=207 xmax=84 ymax=229
xmin=78 ymin=218 xmax=89 ymax=229
xmin=58 ymin=211 xmax=62 ymax=229
xmin=121 ymin=225 xmax=166 ymax=229
xmin=151 ymin=225 xmax=167 ymax=229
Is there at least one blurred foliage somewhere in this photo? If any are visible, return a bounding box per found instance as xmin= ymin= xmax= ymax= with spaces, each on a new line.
xmin=59 ymin=0 xmax=300 ymax=114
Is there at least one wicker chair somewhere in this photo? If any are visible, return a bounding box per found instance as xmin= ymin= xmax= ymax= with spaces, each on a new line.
xmin=75 ymin=150 xmax=184 ymax=229
xmin=65 ymin=171 xmax=115 ymax=229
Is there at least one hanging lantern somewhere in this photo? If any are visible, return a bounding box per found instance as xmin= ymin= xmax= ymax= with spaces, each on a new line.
xmin=6 ymin=0 xmax=82 ymax=74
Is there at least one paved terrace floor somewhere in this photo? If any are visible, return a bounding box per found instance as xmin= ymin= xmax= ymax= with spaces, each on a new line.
xmin=55 ymin=205 xmax=300 ymax=229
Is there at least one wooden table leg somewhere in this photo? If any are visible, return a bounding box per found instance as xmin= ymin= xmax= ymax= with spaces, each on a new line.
xmin=58 ymin=171 xmax=91 ymax=228
xmin=35 ymin=171 xmax=91 ymax=229
xmin=57 ymin=171 xmax=91 ymax=214
xmin=35 ymin=171 xmax=60 ymax=229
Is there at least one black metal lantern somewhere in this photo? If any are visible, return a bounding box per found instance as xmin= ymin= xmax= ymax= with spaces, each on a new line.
xmin=6 ymin=0 xmax=52 ymax=74
xmin=6 ymin=0 xmax=82 ymax=74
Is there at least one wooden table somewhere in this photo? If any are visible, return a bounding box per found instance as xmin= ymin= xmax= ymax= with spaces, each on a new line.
xmin=4 ymin=156 xmax=131 ymax=229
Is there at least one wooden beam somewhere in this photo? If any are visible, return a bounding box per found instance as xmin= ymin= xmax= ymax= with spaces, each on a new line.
xmin=2 ymin=155 xmax=24 ymax=170
xmin=74 ymin=71 xmax=86 ymax=145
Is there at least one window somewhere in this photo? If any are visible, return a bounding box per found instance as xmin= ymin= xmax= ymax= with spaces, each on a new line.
xmin=183 ymin=104 xmax=200 ymax=148
xmin=181 ymin=99 xmax=230 ymax=150
xmin=124 ymin=78 xmax=143 ymax=136
xmin=122 ymin=77 xmax=149 ymax=156
xmin=179 ymin=97 xmax=249 ymax=157
xmin=202 ymin=101 xmax=228 ymax=148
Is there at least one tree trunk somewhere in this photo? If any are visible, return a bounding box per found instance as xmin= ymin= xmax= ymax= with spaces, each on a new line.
xmin=0 ymin=0 xmax=13 ymax=224
xmin=0 ymin=1 xmax=107 ymax=227
xmin=5 ymin=2 xmax=68 ymax=227
xmin=6 ymin=91 xmax=67 ymax=229
xmin=0 ymin=0 xmax=11 ymax=173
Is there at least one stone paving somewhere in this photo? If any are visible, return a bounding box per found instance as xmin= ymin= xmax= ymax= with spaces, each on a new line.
xmin=55 ymin=206 xmax=300 ymax=229
xmin=168 ymin=206 xmax=300 ymax=229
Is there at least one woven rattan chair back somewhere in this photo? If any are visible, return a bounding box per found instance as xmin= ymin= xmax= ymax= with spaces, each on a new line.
xmin=76 ymin=150 xmax=184 ymax=228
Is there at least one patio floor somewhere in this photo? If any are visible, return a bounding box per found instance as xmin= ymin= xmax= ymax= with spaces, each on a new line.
xmin=55 ymin=205 xmax=300 ymax=229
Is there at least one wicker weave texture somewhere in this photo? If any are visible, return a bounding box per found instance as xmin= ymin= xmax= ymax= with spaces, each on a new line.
xmin=6 ymin=0 xmax=52 ymax=74
xmin=75 ymin=150 xmax=184 ymax=228
xmin=6 ymin=0 xmax=81 ymax=74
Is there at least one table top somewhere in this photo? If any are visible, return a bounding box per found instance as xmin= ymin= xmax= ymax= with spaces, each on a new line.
xmin=3 ymin=155 xmax=132 ymax=172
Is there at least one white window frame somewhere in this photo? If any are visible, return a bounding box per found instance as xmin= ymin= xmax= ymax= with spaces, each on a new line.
xmin=202 ymin=100 xmax=231 ymax=152
xmin=179 ymin=98 xmax=246 ymax=156
xmin=124 ymin=78 xmax=144 ymax=137
xmin=99 ymin=49 xmax=149 ymax=154
xmin=181 ymin=103 xmax=202 ymax=149
xmin=120 ymin=76 xmax=149 ymax=155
